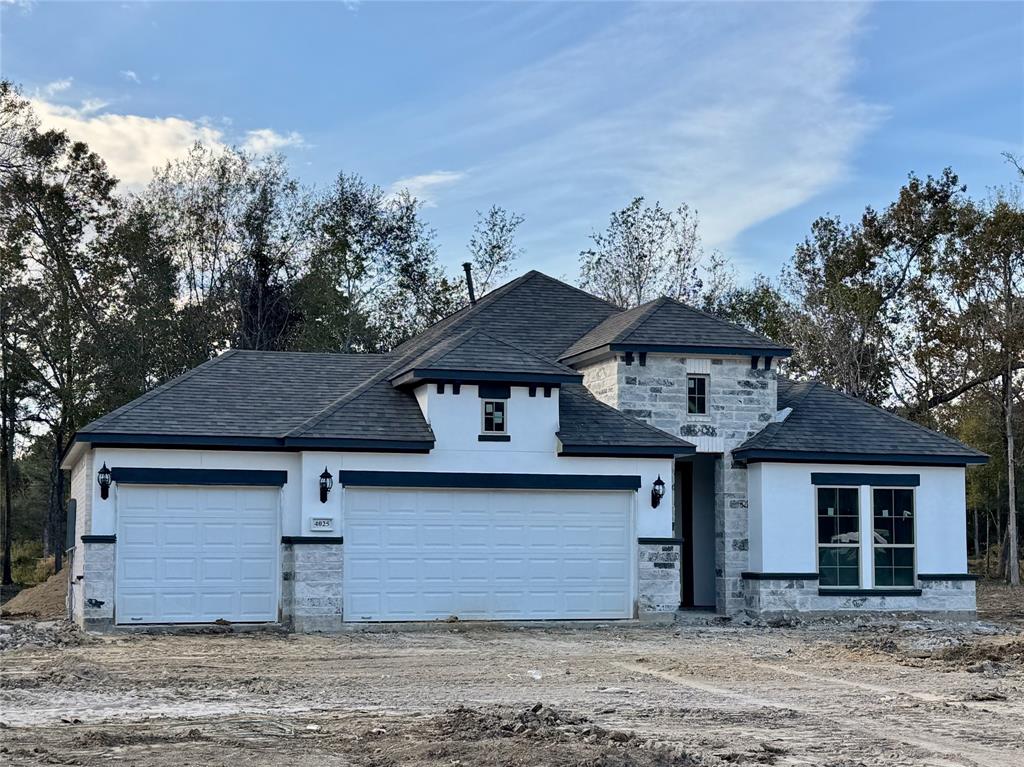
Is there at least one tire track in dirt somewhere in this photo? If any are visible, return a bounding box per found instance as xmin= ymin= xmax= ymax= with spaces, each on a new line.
xmin=614 ymin=661 xmax=1016 ymax=767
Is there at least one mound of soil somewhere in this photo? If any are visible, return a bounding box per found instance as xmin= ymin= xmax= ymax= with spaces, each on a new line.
xmin=1 ymin=571 xmax=67 ymax=619
xmin=0 ymin=619 xmax=93 ymax=653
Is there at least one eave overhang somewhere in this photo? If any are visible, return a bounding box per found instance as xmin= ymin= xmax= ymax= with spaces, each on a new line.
xmin=390 ymin=368 xmax=583 ymax=388
xmin=556 ymin=441 xmax=695 ymax=459
xmin=732 ymin=448 xmax=989 ymax=467
xmin=70 ymin=431 xmax=434 ymax=454
xmin=560 ymin=342 xmax=793 ymax=367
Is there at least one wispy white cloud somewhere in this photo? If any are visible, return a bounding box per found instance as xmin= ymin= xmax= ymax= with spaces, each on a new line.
xmin=43 ymin=78 xmax=72 ymax=96
xmin=241 ymin=128 xmax=306 ymax=155
xmin=389 ymin=170 xmax=467 ymax=207
xmin=404 ymin=3 xmax=882 ymax=270
xmin=120 ymin=70 xmax=141 ymax=84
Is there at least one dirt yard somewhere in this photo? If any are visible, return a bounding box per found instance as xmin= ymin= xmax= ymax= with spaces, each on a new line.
xmin=2 ymin=606 xmax=1022 ymax=767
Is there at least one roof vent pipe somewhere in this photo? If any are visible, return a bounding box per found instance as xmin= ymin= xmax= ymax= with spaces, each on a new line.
xmin=462 ymin=262 xmax=477 ymax=305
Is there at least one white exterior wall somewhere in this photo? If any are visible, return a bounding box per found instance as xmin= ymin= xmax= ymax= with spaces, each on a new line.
xmin=749 ymin=462 xmax=969 ymax=578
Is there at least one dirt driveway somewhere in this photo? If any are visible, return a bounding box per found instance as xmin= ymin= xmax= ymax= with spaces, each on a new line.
xmin=2 ymin=613 xmax=1022 ymax=767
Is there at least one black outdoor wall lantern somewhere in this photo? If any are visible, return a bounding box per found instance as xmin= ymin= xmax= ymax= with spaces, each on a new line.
xmin=97 ymin=462 xmax=112 ymax=500
xmin=651 ymin=475 xmax=666 ymax=508
xmin=319 ymin=467 xmax=334 ymax=503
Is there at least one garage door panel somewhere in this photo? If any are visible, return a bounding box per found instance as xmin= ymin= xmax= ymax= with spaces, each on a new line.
xmin=116 ymin=485 xmax=278 ymax=624
xmin=344 ymin=488 xmax=633 ymax=622
xmin=120 ymin=557 xmax=157 ymax=584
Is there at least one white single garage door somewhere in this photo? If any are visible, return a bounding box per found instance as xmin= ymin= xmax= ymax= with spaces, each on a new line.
xmin=116 ymin=485 xmax=279 ymax=624
xmin=344 ymin=488 xmax=634 ymax=622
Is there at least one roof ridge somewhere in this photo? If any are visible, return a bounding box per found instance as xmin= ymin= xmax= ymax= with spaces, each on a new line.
xmin=82 ymin=350 xmax=239 ymax=432
xmin=468 ymin=330 xmax=579 ymax=373
xmin=559 ymin=385 xmax=694 ymax=447
xmin=655 ymin=296 xmax=788 ymax=349
xmin=285 ymin=356 xmax=411 ymax=437
xmin=749 ymin=378 xmax=818 ymax=449
xmin=525 ymin=271 xmax=621 ymax=310
xmin=616 ymin=299 xmax=676 ymax=343
xmin=390 ymin=271 xmax=541 ymax=355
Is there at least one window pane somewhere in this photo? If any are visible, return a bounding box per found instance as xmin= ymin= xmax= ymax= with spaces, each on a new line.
xmin=892 ymin=567 xmax=914 ymax=586
xmin=875 ymin=547 xmax=892 ymax=567
xmin=836 ymin=547 xmax=859 ymax=568
xmin=873 ymin=488 xmax=892 ymax=516
xmin=818 ymin=488 xmax=837 ymax=517
xmin=893 ymin=518 xmax=914 ymax=545
xmin=819 ymin=567 xmax=838 ymax=587
xmin=819 ymin=548 xmax=837 ymax=568
xmin=838 ymin=567 xmax=860 ymax=586
xmin=894 ymin=489 xmax=914 ymax=516
xmin=873 ymin=518 xmax=894 ymax=545
xmin=894 ymin=548 xmax=914 ymax=568
xmin=874 ymin=566 xmax=893 ymax=587
xmin=818 ymin=516 xmax=837 ymax=544
xmin=838 ymin=488 xmax=859 ymax=516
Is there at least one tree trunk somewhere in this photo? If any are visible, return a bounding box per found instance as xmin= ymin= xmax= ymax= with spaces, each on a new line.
xmin=973 ymin=509 xmax=979 ymax=559
xmin=46 ymin=434 xmax=66 ymax=573
xmin=1006 ymin=361 xmax=1020 ymax=586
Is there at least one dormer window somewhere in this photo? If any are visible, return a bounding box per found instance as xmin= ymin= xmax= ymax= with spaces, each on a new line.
xmin=482 ymin=400 xmax=506 ymax=434
xmin=687 ymin=375 xmax=708 ymax=415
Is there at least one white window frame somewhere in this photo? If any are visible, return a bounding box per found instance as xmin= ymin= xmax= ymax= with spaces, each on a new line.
xmin=815 ymin=485 xmax=862 ymax=589
xmin=481 ymin=399 xmax=507 ymax=434
xmin=870 ymin=486 xmax=917 ymax=590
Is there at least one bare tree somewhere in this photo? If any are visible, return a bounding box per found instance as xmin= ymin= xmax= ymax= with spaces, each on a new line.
xmin=467 ymin=206 xmax=524 ymax=295
xmin=579 ymin=197 xmax=705 ymax=308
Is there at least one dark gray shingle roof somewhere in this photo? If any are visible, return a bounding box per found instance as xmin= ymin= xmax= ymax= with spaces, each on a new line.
xmin=79 ymin=350 xmax=433 ymax=447
xmin=390 ymin=330 xmax=581 ymax=384
xmin=557 ymin=385 xmax=694 ymax=456
xmin=393 ymin=271 xmax=621 ymax=362
xmin=733 ymin=378 xmax=988 ymax=464
xmin=561 ymin=296 xmax=791 ymax=360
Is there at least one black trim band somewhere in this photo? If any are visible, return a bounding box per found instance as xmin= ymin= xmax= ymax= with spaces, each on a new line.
xmin=478 ymin=384 xmax=510 ymax=399
xmin=558 ymin=443 xmax=694 ymax=458
xmin=81 ymin=534 xmax=116 ymax=543
xmin=338 ymin=471 xmax=641 ymax=491
xmin=281 ymin=536 xmax=343 ymax=545
xmin=734 ymin=449 xmax=986 ymax=466
xmin=638 ymin=537 xmax=684 ymax=545
xmin=391 ymin=369 xmax=582 ymax=387
xmin=818 ymin=588 xmax=923 ymax=597
xmin=918 ymin=573 xmax=978 ymax=581
xmin=75 ymin=432 xmax=434 ymax=453
xmin=110 ymin=468 xmax=288 ymax=486
xmin=811 ymin=472 xmax=920 ymax=487
xmin=742 ymin=571 xmax=820 ymax=580
xmin=478 ymin=434 xmax=511 ymax=442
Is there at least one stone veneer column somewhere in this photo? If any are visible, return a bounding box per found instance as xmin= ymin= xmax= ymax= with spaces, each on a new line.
xmin=580 ymin=354 xmax=777 ymax=617
xmin=637 ymin=542 xmax=681 ymax=612
xmin=281 ymin=541 xmax=344 ymax=632
xmin=81 ymin=540 xmax=116 ymax=631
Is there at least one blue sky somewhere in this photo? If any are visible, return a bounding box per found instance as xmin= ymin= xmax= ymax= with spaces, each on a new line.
xmin=3 ymin=1 xmax=1022 ymax=282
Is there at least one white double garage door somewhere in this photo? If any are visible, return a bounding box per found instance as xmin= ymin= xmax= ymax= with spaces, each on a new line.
xmin=116 ymin=484 xmax=635 ymax=624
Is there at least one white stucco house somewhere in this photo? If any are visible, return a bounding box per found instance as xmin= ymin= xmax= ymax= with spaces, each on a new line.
xmin=62 ymin=271 xmax=987 ymax=631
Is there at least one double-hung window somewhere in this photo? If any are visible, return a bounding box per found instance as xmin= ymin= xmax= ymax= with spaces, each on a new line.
xmin=481 ymin=400 xmax=506 ymax=434
xmin=687 ymin=375 xmax=708 ymax=415
xmin=817 ymin=487 xmax=860 ymax=587
xmin=872 ymin=488 xmax=915 ymax=587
